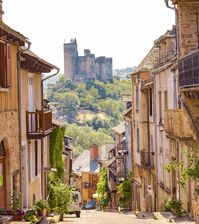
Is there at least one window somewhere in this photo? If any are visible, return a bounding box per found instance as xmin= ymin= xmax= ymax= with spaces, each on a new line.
xmin=159 ymin=91 xmax=162 ymax=123
xmin=164 ymin=91 xmax=168 ymax=110
xmin=149 ymin=88 xmax=153 ymax=116
xmin=136 ymin=86 xmax=139 ymax=112
xmin=137 ymin=128 xmax=140 ymax=152
xmin=34 ymin=141 xmax=38 ymax=177
xmin=0 ymin=42 xmax=11 ymax=88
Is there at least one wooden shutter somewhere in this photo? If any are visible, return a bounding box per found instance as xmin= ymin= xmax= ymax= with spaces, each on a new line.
xmin=0 ymin=42 xmax=6 ymax=88
xmin=6 ymin=44 xmax=11 ymax=88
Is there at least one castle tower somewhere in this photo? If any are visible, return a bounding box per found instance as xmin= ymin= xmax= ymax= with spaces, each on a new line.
xmin=64 ymin=39 xmax=78 ymax=80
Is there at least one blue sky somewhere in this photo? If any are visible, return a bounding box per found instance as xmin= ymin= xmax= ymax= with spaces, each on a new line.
xmin=3 ymin=0 xmax=175 ymax=72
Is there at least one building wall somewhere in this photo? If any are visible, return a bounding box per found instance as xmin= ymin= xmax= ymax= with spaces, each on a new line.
xmin=0 ymin=44 xmax=20 ymax=209
xmin=177 ymin=2 xmax=199 ymax=56
xmin=20 ymin=69 xmax=43 ymax=207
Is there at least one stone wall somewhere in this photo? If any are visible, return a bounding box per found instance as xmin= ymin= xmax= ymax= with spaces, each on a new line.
xmin=0 ymin=111 xmax=20 ymax=209
xmin=178 ymin=2 xmax=199 ymax=56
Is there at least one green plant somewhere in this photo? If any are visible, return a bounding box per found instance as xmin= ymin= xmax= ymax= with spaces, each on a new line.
xmin=34 ymin=200 xmax=48 ymax=210
xmin=96 ymin=166 xmax=110 ymax=207
xmin=10 ymin=190 xmax=22 ymax=214
xmin=23 ymin=210 xmax=38 ymax=224
xmin=49 ymin=126 xmax=65 ymax=179
xmin=117 ymin=173 xmax=132 ymax=208
xmin=47 ymin=171 xmax=72 ymax=220
xmin=163 ymin=198 xmax=184 ymax=216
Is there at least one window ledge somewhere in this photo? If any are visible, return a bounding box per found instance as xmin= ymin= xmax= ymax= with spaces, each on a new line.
xmin=0 ymin=87 xmax=9 ymax=92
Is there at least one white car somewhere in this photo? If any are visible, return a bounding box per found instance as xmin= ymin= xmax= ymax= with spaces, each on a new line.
xmin=69 ymin=191 xmax=81 ymax=217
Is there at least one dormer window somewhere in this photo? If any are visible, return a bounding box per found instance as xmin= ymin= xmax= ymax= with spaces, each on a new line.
xmin=0 ymin=42 xmax=11 ymax=88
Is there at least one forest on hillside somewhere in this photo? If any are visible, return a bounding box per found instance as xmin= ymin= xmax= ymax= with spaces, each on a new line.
xmin=46 ymin=76 xmax=131 ymax=156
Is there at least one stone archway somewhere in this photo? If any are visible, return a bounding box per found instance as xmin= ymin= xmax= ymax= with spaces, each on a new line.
xmin=0 ymin=139 xmax=6 ymax=209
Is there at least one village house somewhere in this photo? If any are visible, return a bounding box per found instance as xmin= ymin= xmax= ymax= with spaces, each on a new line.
xmin=130 ymin=46 xmax=158 ymax=212
xmin=0 ymin=0 xmax=59 ymax=209
xmin=0 ymin=0 xmax=30 ymax=209
xmin=152 ymin=26 xmax=178 ymax=211
xmin=72 ymin=144 xmax=100 ymax=205
xmin=165 ymin=0 xmax=199 ymax=219
xmin=19 ymin=50 xmax=58 ymax=207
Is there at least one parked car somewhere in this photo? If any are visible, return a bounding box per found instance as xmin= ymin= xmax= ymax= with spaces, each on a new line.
xmin=69 ymin=191 xmax=81 ymax=217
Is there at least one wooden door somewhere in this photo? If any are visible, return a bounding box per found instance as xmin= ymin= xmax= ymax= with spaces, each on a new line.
xmin=0 ymin=158 xmax=6 ymax=208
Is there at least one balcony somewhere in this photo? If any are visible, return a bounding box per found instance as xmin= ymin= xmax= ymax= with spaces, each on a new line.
xmin=153 ymin=50 xmax=176 ymax=69
xmin=140 ymin=150 xmax=154 ymax=169
xmin=26 ymin=110 xmax=53 ymax=139
xmin=164 ymin=109 xmax=194 ymax=139
xmin=179 ymin=51 xmax=199 ymax=89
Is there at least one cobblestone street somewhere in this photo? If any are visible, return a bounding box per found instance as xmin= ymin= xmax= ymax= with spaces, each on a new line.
xmin=60 ymin=210 xmax=166 ymax=224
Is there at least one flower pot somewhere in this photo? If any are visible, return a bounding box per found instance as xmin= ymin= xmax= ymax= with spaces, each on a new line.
xmin=13 ymin=213 xmax=23 ymax=221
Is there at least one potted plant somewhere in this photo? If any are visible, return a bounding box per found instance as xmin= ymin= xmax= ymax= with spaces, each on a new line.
xmin=23 ymin=210 xmax=38 ymax=223
xmin=10 ymin=190 xmax=24 ymax=221
xmin=33 ymin=200 xmax=48 ymax=217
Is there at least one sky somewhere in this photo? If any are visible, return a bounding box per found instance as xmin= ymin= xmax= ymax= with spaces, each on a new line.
xmin=3 ymin=0 xmax=175 ymax=73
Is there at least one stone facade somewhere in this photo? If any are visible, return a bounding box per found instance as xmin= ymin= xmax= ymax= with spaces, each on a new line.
xmin=177 ymin=1 xmax=199 ymax=56
xmin=64 ymin=39 xmax=112 ymax=82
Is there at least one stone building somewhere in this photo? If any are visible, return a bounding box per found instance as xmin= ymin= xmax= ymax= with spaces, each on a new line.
xmin=64 ymin=39 xmax=112 ymax=82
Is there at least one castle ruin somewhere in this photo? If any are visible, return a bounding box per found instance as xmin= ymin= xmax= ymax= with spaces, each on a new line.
xmin=64 ymin=39 xmax=112 ymax=82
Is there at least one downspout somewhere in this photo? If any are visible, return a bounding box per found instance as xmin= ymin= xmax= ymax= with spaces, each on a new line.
xmin=152 ymin=72 xmax=158 ymax=212
xmin=17 ymin=41 xmax=31 ymax=203
xmin=164 ymin=0 xmax=179 ymax=56
xmin=40 ymin=67 xmax=59 ymax=199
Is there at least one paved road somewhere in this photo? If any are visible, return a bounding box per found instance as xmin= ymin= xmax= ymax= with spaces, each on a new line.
xmin=59 ymin=210 xmax=166 ymax=224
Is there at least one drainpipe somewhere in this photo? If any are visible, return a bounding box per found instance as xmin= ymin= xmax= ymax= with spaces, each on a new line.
xmin=40 ymin=67 xmax=59 ymax=199
xmin=165 ymin=0 xmax=179 ymax=57
xmin=17 ymin=41 xmax=31 ymax=205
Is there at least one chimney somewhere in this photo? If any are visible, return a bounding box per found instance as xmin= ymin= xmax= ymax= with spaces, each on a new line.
xmin=0 ymin=0 xmax=4 ymax=22
xmin=90 ymin=144 xmax=98 ymax=161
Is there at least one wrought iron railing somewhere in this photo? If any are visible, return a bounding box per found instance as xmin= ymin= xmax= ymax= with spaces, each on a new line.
xmin=153 ymin=50 xmax=176 ymax=68
xmin=179 ymin=51 xmax=199 ymax=88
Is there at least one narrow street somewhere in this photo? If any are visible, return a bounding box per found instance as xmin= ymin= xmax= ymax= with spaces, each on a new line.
xmin=61 ymin=210 xmax=165 ymax=224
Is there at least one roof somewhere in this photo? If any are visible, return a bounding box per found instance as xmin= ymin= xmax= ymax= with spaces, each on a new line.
xmin=154 ymin=26 xmax=176 ymax=46
xmin=112 ymin=122 xmax=125 ymax=134
xmin=72 ymin=150 xmax=100 ymax=173
xmin=0 ymin=21 xmax=30 ymax=46
xmin=131 ymin=46 xmax=159 ymax=76
xmin=21 ymin=50 xmax=58 ymax=73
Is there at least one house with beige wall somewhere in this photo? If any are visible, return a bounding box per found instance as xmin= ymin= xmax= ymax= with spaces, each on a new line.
xmin=19 ymin=50 xmax=58 ymax=207
xmin=0 ymin=1 xmax=30 ymax=209
xmin=130 ymin=46 xmax=158 ymax=212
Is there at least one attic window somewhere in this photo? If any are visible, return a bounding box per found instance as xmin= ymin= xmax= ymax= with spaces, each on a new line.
xmin=0 ymin=42 xmax=11 ymax=88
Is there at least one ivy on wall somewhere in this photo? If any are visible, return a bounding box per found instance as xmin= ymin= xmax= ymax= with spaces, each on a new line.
xmin=49 ymin=126 xmax=65 ymax=179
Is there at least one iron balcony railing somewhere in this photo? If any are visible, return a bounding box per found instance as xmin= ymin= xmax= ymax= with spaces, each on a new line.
xmin=153 ymin=50 xmax=176 ymax=69
xmin=140 ymin=150 xmax=155 ymax=169
xmin=26 ymin=110 xmax=53 ymax=139
xmin=179 ymin=51 xmax=199 ymax=89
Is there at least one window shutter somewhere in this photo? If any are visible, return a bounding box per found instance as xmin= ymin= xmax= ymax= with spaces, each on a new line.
xmin=6 ymin=44 xmax=11 ymax=88
xmin=0 ymin=42 xmax=6 ymax=88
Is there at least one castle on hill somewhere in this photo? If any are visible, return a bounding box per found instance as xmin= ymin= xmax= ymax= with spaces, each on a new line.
xmin=64 ymin=39 xmax=112 ymax=82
